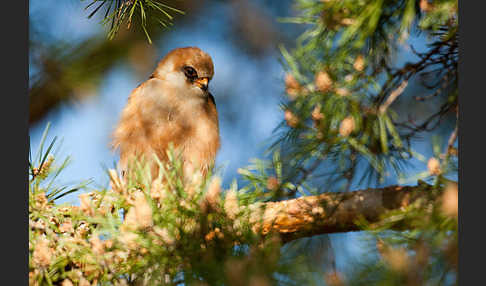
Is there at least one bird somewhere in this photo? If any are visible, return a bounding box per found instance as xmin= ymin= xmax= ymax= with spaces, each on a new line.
xmin=111 ymin=47 xmax=220 ymax=182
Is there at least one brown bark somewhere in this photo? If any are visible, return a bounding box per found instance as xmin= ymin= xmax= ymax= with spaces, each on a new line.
xmin=252 ymin=183 xmax=438 ymax=243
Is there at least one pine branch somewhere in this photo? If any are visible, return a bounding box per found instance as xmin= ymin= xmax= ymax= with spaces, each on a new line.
xmin=84 ymin=0 xmax=184 ymax=43
xmin=253 ymin=182 xmax=443 ymax=243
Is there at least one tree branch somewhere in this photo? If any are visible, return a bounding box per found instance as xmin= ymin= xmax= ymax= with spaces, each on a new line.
xmin=254 ymin=183 xmax=439 ymax=243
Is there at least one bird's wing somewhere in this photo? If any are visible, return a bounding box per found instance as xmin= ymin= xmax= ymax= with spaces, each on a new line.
xmin=112 ymin=78 xmax=184 ymax=177
xmin=111 ymin=80 xmax=161 ymax=171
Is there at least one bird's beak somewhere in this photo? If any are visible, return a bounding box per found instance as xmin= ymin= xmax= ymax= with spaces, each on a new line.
xmin=194 ymin=77 xmax=209 ymax=91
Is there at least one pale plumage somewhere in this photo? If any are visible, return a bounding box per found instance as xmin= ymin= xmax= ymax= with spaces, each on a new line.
xmin=112 ymin=47 xmax=220 ymax=180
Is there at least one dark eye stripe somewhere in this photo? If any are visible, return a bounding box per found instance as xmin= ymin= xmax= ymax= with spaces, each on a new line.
xmin=183 ymin=66 xmax=198 ymax=79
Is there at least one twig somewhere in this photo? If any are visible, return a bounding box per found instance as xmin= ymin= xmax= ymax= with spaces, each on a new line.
xmin=415 ymin=71 xmax=450 ymax=101
xmin=443 ymin=109 xmax=458 ymax=158
xmin=379 ymin=80 xmax=408 ymax=114
xmin=446 ymin=125 xmax=458 ymax=152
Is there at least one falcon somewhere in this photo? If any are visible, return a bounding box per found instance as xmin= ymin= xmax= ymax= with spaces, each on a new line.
xmin=112 ymin=47 xmax=220 ymax=181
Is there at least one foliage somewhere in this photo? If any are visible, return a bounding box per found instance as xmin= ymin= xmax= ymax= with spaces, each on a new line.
xmin=250 ymin=0 xmax=458 ymax=194
xmin=29 ymin=132 xmax=318 ymax=285
xmin=28 ymin=130 xmax=458 ymax=285
xmin=83 ymin=0 xmax=184 ymax=43
xmin=238 ymin=0 xmax=458 ymax=284
xmin=347 ymin=179 xmax=458 ymax=285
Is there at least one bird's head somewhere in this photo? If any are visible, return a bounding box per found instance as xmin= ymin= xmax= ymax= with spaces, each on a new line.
xmin=151 ymin=47 xmax=214 ymax=99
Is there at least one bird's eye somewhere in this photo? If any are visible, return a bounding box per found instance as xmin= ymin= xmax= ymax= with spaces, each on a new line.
xmin=183 ymin=66 xmax=198 ymax=80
